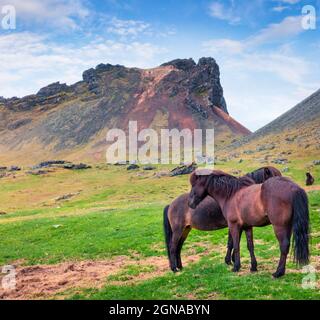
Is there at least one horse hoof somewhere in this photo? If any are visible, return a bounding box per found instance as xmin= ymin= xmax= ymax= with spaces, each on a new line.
xmin=171 ymin=267 xmax=179 ymax=273
xmin=225 ymin=258 xmax=232 ymax=265
xmin=232 ymin=266 xmax=241 ymax=272
xmin=272 ymin=271 xmax=285 ymax=278
xmin=250 ymin=267 xmax=258 ymax=272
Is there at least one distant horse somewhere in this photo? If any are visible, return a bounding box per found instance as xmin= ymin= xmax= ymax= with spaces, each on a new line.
xmin=306 ymin=172 xmax=314 ymax=186
xmin=188 ymin=170 xmax=310 ymax=277
xmin=163 ymin=166 xmax=281 ymax=272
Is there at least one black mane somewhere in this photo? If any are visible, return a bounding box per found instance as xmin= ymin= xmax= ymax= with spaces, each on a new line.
xmin=208 ymin=173 xmax=255 ymax=199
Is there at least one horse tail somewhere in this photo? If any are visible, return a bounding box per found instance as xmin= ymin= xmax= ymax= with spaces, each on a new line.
xmin=292 ymin=188 xmax=310 ymax=266
xmin=163 ymin=205 xmax=172 ymax=261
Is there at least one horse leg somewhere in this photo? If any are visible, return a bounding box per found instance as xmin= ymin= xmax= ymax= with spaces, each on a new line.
xmin=225 ymin=230 xmax=233 ymax=265
xmin=231 ymin=229 xmax=243 ymax=264
xmin=229 ymin=224 xmax=241 ymax=272
xmin=272 ymin=225 xmax=291 ymax=278
xmin=170 ymin=228 xmax=185 ymax=272
xmin=176 ymin=227 xmax=191 ymax=270
xmin=245 ymin=227 xmax=258 ymax=272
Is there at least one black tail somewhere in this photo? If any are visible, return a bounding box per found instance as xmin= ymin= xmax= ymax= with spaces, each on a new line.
xmin=163 ymin=205 xmax=172 ymax=261
xmin=292 ymin=189 xmax=310 ymax=266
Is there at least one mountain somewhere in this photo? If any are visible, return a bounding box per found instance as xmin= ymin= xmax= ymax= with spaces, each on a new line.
xmin=223 ymin=89 xmax=320 ymax=161
xmin=0 ymin=57 xmax=250 ymax=165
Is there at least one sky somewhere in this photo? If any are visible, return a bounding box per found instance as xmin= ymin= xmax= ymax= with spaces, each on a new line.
xmin=0 ymin=0 xmax=319 ymax=131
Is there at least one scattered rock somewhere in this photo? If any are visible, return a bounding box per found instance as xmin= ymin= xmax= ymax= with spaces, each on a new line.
xmin=26 ymin=170 xmax=51 ymax=176
xmin=256 ymin=144 xmax=275 ymax=152
xmin=282 ymin=167 xmax=289 ymax=173
xmin=63 ymin=163 xmax=91 ymax=170
xmin=271 ymin=158 xmax=288 ymax=165
xmin=153 ymin=171 xmax=170 ymax=178
xmin=243 ymin=150 xmax=254 ymax=155
xmin=313 ymin=160 xmax=320 ymax=165
xmin=143 ymin=166 xmax=156 ymax=171
xmin=9 ymin=166 xmax=21 ymax=171
xmin=170 ymin=163 xmax=197 ymax=177
xmin=127 ymin=164 xmax=140 ymax=170
xmin=55 ymin=192 xmax=80 ymax=202
xmin=33 ymin=160 xmax=67 ymax=169
xmin=113 ymin=161 xmax=128 ymax=166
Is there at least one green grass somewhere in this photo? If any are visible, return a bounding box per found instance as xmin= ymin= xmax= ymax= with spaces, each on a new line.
xmin=0 ymin=164 xmax=319 ymax=299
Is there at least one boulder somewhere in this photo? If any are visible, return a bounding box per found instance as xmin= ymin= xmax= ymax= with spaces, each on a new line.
xmin=170 ymin=163 xmax=197 ymax=177
xmin=127 ymin=164 xmax=140 ymax=170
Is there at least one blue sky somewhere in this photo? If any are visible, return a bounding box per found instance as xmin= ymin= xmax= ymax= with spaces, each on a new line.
xmin=0 ymin=0 xmax=319 ymax=130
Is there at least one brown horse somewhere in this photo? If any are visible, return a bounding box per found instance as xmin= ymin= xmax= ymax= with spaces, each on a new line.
xmin=306 ymin=172 xmax=314 ymax=186
xmin=188 ymin=170 xmax=310 ymax=277
xmin=164 ymin=166 xmax=282 ymax=272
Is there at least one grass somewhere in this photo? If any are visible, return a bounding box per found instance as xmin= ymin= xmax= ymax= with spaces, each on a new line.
xmin=0 ymin=162 xmax=319 ymax=299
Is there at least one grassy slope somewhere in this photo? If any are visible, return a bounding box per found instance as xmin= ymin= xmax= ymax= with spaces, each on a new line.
xmin=0 ymin=162 xmax=319 ymax=300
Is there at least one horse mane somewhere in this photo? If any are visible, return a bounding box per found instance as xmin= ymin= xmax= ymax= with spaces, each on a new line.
xmin=207 ymin=171 xmax=255 ymax=199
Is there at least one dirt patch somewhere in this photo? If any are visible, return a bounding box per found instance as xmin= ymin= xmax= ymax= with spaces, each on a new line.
xmin=0 ymin=244 xmax=213 ymax=300
xmin=305 ymin=185 xmax=320 ymax=192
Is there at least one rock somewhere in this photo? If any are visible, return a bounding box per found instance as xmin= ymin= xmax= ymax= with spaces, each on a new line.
xmin=113 ymin=161 xmax=128 ymax=166
xmin=9 ymin=166 xmax=21 ymax=171
xmin=127 ymin=164 xmax=140 ymax=170
xmin=0 ymin=211 xmax=7 ymax=215
xmin=231 ymin=170 xmax=241 ymax=175
xmin=63 ymin=163 xmax=91 ymax=170
xmin=37 ymin=82 xmax=68 ymax=97
xmin=55 ymin=193 xmax=80 ymax=202
xmin=282 ymin=167 xmax=289 ymax=173
xmin=26 ymin=170 xmax=50 ymax=175
xmin=161 ymin=58 xmax=196 ymax=71
xmin=170 ymin=163 xmax=197 ymax=177
xmin=153 ymin=171 xmax=170 ymax=178
xmin=7 ymin=118 xmax=32 ymax=130
xmin=271 ymin=158 xmax=288 ymax=165
xmin=0 ymin=166 xmax=7 ymax=171
xmin=238 ymin=159 xmax=243 ymax=163
xmin=33 ymin=160 xmax=67 ymax=169
xmin=313 ymin=160 xmax=320 ymax=165
xmin=256 ymin=144 xmax=275 ymax=152
xmin=243 ymin=150 xmax=254 ymax=155
xmin=143 ymin=166 xmax=156 ymax=170
xmin=285 ymin=137 xmax=296 ymax=142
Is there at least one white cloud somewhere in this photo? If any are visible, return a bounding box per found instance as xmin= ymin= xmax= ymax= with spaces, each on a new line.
xmin=202 ymin=15 xmax=318 ymax=130
xmin=278 ymin=0 xmax=300 ymax=4
xmin=272 ymin=6 xmax=289 ymax=12
xmin=0 ymin=32 xmax=167 ymax=98
xmin=208 ymin=1 xmax=240 ymax=24
xmin=247 ymin=16 xmax=303 ymax=46
xmin=107 ymin=18 xmax=151 ymax=37
xmin=203 ymin=39 xmax=244 ymax=55
xmin=0 ymin=0 xmax=90 ymax=30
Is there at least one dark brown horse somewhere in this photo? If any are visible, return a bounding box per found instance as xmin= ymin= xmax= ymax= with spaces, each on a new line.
xmin=306 ymin=172 xmax=314 ymax=186
xmin=188 ymin=170 xmax=310 ymax=277
xmin=164 ymin=166 xmax=282 ymax=272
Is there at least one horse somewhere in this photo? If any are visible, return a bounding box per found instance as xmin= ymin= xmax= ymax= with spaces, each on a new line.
xmin=306 ymin=172 xmax=314 ymax=186
xmin=163 ymin=166 xmax=282 ymax=272
xmin=188 ymin=170 xmax=310 ymax=278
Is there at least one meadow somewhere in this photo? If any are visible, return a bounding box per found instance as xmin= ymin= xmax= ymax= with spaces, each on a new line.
xmin=0 ymin=159 xmax=319 ymax=300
